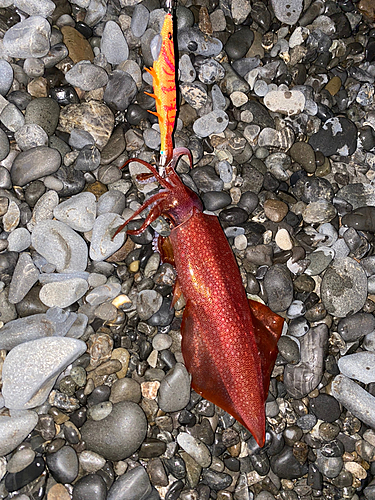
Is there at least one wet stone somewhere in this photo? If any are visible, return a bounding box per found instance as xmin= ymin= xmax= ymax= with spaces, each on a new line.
xmin=342 ymin=206 xmax=375 ymax=232
xmin=81 ymin=401 xmax=147 ymax=461
xmin=202 ymin=191 xmax=231 ymax=211
xmin=2 ymin=337 xmax=86 ymax=410
xmin=270 ymin=446 xmax=308 ymax=479
xmin=11 ymin=146 xmax=61 ymax=187
xmin=7 ymin=447 xmax=35 ymax=473
xmin=302 ymin=200 xmax=336 ymax=224
xmin=177 ymin=432 xmax=211 ymax=468
xmin=305 ymin=247 xmax=334 ymax=276
xmin=61 ymin=25 xmax=94 ymax=63
xmin=190 ymin=166 xmax=224 ymax=193
xmin=5 ymin=456 xmax=45 ymax=492
xmin=315 ymin=450 xmax=343 ymax=479
xmin=46 ymin=446 xmax=79 ymax=484
xmin=3 ymin=16 xmax=51 ymax=58
xmin=321 ymin=257 xmax=367 ymax=317
xmin=225 ymin=27 xmax=254 ymax=60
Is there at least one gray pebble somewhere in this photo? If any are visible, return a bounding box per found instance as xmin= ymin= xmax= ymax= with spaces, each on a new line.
xmin=284 ymin=324 xmax=328 ymax=398
xmin=74 ymin=144 xmax=101 ymax=172
xmin=331 ymin=374 xmax=375 ymax=429
xmin=0 ymin=410 xmax=38 ymax=456
xmin=86 ymin=283 xmax=121 ymax=306
xmin=11 ymin=146 xmax=61 ymax=187
xmin=72 ymin=474 xmax=107 ymax=500
xmin=3 ymin=200 xmax=20 ymax=232
xmin=0 ymin=103 xmax=25 ymax=132
xmin=97 ymin=190 xmax=125 ymax=216
xmin=315 ymin=450 xmax=343 ymax=479
xmin=263 ymin=264 xmax=293 ymax=312
xmin=179 ymin=82 xmax=208 ymax=109
xmin=158 ymin=363 xmax=191 ymax=412
xmin=46 ymin=445 xmax=79 ymax=484
xmin=217 ymin=160 xmax=233 ymax=183
xmin=39 ymin=278 xmax=89 ymax=308
xmin=177 ymin=432 xmax=211 ymax=468
xmin=32 ymin=220 xmax=88 ymax=273
xmin=137 ymin=289 xmax=163 ymax=320
xmin=107 ymin=466 xmax=152 ymax=500
xmin=104 ymin=71 xmax=137 ymax=111
xmin=8 ymin=253 xmax=39 ymax=304
xmin=7 ymin=447 xmax=35 ymax=473
xmin=131 ymin=4 xmax=150 ymax=38
xmin=25 ymin=97 xmax=60 ymax=136
xmin=27 ymin=190 xmax=59 ymax=232
xmin=338 ymin=352 xmax=375 ymax=384
xmin=271 ymin=0 xmax=303 ymax=25
xmin=0 ymin=60 xmax=13 ymax=96
xmin=3 ymin=16 xmax=51 ymax=58
xmin=321 ymin=257 xmax=367 ymax=317
xmin=14 ymin=124 xmax=49 ymax=151
xmin=69 ymin=129 xmax=95 ymax=150
xmin=202 ymin=191 xmax=231 ymax=211
xmin=338 ymin=313 xmax=375 ymax=342
xmin=66 ymin=61 xmax=109 ymax=91
xmin=7 ymin=227 xmax=31 ymax=252
xmin=53 ymin=192 xmax=97 ymax=232
xmin=81 ymin=401 xmax=147 ymax=461
xmin=178 ymin=27 xmax=222 ymax=57
xmin=211 ymin=84 xmax=226 ymax=110
xmin=193 ymin=110 xmax=229 ymax=138
xmin=14 ymin=0 xmax=55 ymax=17
xmin=101 ymin=20 xmax=129 ymax=64
xmin=305 ymin=247 xmax=334 ymax=276
xmin=0 ymin=129 xmax=10 ymax=161
xmin=88 ymin=401 xmax=113 ymax=421
xmin=179 ymin=54 xmax=196 ymax=83
xmin=197 ymin=59 xmax=225 ymax=85
xmin=2 ymin=337 xmax=86 ymax=410
xmin=78 ymin=450 xmax=106 ymax=473
xmin=143 ymin=127 xmax=161 ymax=151
xmin=89 ymin=213 xmax=126 ymax=261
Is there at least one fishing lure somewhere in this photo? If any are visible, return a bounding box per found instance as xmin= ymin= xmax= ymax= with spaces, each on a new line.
xmin=116 ymin=7 xmax=284 ymax=447
xmin=145 ymin=11 xmax=176 ymax=167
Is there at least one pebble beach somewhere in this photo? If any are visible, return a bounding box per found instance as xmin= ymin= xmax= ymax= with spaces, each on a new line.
xmin=1 ymin=0 xmax=375 ymax=499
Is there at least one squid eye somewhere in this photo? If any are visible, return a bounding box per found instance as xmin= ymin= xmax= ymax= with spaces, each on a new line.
xmin=168 ymin=32 xmax=172 ymax=40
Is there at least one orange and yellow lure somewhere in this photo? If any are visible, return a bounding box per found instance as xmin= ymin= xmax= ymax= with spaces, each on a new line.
xmin=145 ymin=12 xmax=176 ymax=167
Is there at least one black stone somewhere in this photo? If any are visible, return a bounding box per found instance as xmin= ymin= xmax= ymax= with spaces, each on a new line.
xmin=5 ymin=457 xmax=45 ymax=492
xmin=72 ymin=473 xmax=107 ymax=500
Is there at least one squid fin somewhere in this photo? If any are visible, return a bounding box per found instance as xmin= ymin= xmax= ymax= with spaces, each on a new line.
xmin=181 ymin=300 xmax=266 ymax=446
xmin=248 ymin=299 xmax=284 ymax=400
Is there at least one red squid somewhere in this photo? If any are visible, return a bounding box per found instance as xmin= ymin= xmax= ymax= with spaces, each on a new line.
xmin=114 ymin=148 xmax=284 ymax=447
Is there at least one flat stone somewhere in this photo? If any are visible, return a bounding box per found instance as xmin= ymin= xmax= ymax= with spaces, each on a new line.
xmin=61 ymin=25 xmax=94 ymax=63
xmin=331 ymin=374 xmax=375 ymax=429
xmin=271 ymin=0 xmax=303 ymax=25
xmin=0 ymin=410 xmax=38 ymax=456
xmin=264 ymin=90 xmax=305 ymax=116
xmin=321 ymin=257 xmax=367 ymax=317
xmin=8 ymin=252 xmax=39 ymax=304
xmin=31 ymin=219 xmax=88 ymax=273
xmin=89 ymin=213 xmax=126 ymax=261
xmin=2 ymin=337 xmax=86 ymax=410
xmin=11 ymin=146 xmax=61 ymax=187
xmin=65 ymin=61 xmax=108 ymax=91
xmin=107 ymin=466 xmax=152 ymax=500
xmin=39 ymin=278 xmax=89 ymax=308
xmin=53 ymin=192 xmax=97 ymax=232
xmin=338 ymin=352 xmax=375 ymax=384
xmin=177 ymin=432 xmax=211 ymax=468
xmin=101 ymin=20 xmax=129 ymax=64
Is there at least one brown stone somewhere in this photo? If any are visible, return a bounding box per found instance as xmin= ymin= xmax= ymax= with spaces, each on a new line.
xmin=47 ymin=483 xmax=71 ymax=500
xmin=325 ymin=76 xmax=342 ymax=96
xmin=85 ymin=180 xmax=107 ymax=199
xmin=358 ymin=0 xmax=375 ymax=21
xmin=263 ymin=198 xmax=288 ymax=222
xmin=61 ymin=26 xmax=94 ymax=63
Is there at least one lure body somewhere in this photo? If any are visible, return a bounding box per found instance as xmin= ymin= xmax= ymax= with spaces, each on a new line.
xmin=114 ymin=149 xmax=284 ymax=446
xmin=145 ymin=12 xmax=176 ymax=166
